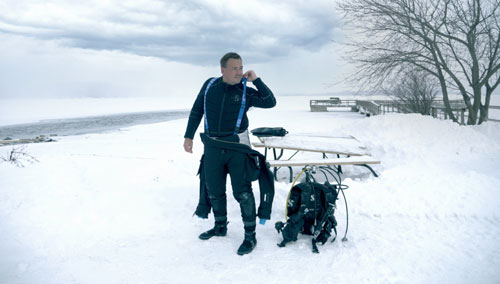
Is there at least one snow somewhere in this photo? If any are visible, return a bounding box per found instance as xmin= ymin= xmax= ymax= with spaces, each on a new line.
xmin=1 ymin=96 xmax=500 ymax=284
xmin=255 ymin=135 xmax=370 ymax=156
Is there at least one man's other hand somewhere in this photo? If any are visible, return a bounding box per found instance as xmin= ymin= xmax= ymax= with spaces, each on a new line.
xmin=184 ymin=138 xmax=193 ymax=153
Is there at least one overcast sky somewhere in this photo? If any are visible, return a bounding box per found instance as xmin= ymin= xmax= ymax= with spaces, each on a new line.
xmin=0 ymin=0 xmax=351 ymax=99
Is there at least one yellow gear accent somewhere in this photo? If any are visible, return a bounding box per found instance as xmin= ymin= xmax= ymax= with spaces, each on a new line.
xmin=285 ymin=167 xmax=308 ymax=221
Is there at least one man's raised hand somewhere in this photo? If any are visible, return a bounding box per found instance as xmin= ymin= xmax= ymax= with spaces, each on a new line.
xmin=243 ymin=70 xmax=258 ymax=82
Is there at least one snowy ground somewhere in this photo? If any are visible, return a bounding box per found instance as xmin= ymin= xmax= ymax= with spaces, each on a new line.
xmin=1 ymin=96 xmax=500 ymax=284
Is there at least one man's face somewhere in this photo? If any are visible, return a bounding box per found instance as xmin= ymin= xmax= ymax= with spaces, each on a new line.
xmin=221 ymin=58 xmax=243 ymax=85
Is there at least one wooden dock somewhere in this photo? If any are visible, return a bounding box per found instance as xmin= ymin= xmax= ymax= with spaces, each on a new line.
xmin=310 ymin=97 xmax=357 ymax=112
xmin=309 ymin=98 xmax=500 ymax=124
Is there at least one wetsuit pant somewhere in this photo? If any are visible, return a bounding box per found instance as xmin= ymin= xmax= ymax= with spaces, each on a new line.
xmin=203 ymin=145 xmax=257 ymax=233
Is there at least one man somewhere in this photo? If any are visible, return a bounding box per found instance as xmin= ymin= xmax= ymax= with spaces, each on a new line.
xmin=183 ymin=52 xmax=276 ymax=255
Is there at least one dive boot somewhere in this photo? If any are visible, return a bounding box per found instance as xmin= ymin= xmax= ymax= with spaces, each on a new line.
xmin=199 ymin=223 xmax=227 ymax=240
xmin=237 ymin=232 xmax=257 ymax=255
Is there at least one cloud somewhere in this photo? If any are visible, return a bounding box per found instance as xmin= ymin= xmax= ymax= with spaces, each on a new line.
xmin=0 ymin=0 xmax=340 ymax=65
xmin=0 ymin=32 xmax=219 ymax=99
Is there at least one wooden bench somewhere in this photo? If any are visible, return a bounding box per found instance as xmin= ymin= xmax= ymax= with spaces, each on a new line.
xmin=267 ymin=155 xmax=380 ymax=167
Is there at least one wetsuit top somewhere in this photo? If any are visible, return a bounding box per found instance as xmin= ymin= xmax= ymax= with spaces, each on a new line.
xmin=184 ymin=77 xmax=276 ymax=139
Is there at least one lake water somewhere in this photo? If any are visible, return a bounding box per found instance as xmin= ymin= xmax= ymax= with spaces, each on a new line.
xmin=0 ymin=110 xmax=189 ymax=140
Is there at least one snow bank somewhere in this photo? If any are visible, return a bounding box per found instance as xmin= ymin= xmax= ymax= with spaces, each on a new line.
xmin=1 ymin=96 xmax=499 ymax=284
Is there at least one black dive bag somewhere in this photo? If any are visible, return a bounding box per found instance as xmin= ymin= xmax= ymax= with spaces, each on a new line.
xmin=275 ymin=181 xmax=339 ymax=253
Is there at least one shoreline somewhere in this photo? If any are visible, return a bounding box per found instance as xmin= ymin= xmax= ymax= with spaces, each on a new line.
xmin=0 ymin=135 xmax=57 ymax=147
xmin=0 ymin=109 xmax=189 ymax=140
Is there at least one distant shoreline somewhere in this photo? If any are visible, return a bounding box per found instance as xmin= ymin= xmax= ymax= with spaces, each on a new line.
xmin=0 ymin=110 xmax=189 ymax=140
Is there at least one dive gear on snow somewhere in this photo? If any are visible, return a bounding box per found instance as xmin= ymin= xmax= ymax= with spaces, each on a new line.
xmin=275 ymin=168 xmax=345 ymax=253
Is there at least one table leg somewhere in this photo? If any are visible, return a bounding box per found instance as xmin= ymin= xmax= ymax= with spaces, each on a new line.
xmin=354 ymin=164 xmax=379 ymax=177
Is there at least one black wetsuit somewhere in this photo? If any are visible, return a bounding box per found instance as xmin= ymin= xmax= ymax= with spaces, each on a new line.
xmin=184 ymin=77 xmax=276 ymax=231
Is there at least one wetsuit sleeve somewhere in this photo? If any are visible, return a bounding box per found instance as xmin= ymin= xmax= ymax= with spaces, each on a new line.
xmin=249 ymin=78 xmax=276 ymax=108
xmin=184 ymin=80 xmax=209 ymax=139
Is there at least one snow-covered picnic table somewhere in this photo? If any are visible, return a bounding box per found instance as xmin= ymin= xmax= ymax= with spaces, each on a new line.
xmin=252 ymin=134 xmax=380 ymax=182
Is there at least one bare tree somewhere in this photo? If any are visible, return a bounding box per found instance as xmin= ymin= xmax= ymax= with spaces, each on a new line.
xmin=384 ymin=69 xmax=438 ymax=115
xmin=338 ymin=0 xmax=500 ymax=125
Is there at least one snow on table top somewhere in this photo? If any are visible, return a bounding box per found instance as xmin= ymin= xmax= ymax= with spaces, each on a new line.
xmin=253 ymin=134 xmax=370 ymax=156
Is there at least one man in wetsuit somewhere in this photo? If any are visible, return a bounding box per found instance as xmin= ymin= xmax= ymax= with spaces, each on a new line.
xmin=183 ymin=52 xmax=276 ymax=255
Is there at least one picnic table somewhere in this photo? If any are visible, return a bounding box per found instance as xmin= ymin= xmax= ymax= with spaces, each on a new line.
xmin=252 ymin=134 xmax=380 ymax=182
xmin=251 ymin=133 xmax=381 ymax=246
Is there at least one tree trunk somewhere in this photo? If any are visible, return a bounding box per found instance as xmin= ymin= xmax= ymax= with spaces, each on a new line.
xmin=435 ymin=64 xmax=458 ymax=122
xmin=479 ymin=87 xmax=494 ymax=124
xmin=479 ymin=104 xmax=488 ymax=124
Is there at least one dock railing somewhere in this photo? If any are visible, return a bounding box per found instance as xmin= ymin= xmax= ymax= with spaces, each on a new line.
xmin=310 ymin=99 xmax=357 ymax=112
xmin=488 ymin=106 xmax=500 ymax=122
xmin=310 ymin=98 xmax=499 ymax=123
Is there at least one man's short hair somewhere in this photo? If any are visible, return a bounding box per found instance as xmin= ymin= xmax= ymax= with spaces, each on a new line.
xmin=220 ymin=52 xmax=241 ymax=67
